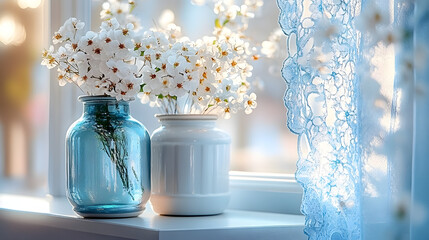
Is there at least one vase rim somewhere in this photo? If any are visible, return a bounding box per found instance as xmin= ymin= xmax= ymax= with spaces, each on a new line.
xmin=78 ymin=95 xmax=134 ymax=103
xmin=155 ymin=114 xmax=218 ymax=121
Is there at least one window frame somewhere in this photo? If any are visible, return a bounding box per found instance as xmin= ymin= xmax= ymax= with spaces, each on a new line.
xmin=48 ymin=0 xmax=91 ymax=197
xmin=229 ymin=171 xmax=302 ymax=214
xmin=47 ymin=0 xmax=303 ymax=215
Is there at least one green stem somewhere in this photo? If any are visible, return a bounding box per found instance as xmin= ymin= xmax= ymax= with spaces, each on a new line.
xmin=93 ymin=105 xmax=136 ymax=200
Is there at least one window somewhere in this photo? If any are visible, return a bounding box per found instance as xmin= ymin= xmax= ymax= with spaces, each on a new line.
xmin=0 ymin=0 xmax=49 ymax=190
xmin=1 ymin=0 xmax=302 ymax=214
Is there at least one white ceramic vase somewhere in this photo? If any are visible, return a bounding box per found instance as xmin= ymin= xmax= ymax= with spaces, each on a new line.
xmin=150 ymin=114 xmax=231 ymax=216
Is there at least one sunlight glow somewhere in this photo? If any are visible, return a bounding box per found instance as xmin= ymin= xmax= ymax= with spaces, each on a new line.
xmin=0 ymin=15 xmax=26 ymax=46
xmin=17 ymin=0 xmax=41 ymax=9
xmin=371 ymin=44 xmax=395 ymax=131
xmin=0 ymin=194 xmax=49 ymax=213
xmin=159 ymin=9 xmax=175 ymax=28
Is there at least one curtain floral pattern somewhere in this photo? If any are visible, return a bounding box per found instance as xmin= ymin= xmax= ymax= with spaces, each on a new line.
xmin=278 ymin=0 xmax=429 ymax=239
xmin=279 ymin=0 xmax=361 ymax=239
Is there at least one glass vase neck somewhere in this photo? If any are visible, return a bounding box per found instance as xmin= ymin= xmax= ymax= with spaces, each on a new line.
xmin=79 ymin=96 xmax=130 ymax=116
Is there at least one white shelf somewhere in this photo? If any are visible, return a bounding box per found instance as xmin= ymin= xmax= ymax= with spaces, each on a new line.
xmin=0 ymin=193 xmax=305 ymax=240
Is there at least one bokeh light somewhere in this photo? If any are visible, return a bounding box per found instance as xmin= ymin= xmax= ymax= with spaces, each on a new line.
xmin=0 ymin=15 xmax=26 ymax=46
xmin=17 ymin=0 xmax=42 ymax=9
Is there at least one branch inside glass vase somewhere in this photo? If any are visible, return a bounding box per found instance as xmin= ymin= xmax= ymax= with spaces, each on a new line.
xmin=94 ymin=105 xmax=135 ymax=200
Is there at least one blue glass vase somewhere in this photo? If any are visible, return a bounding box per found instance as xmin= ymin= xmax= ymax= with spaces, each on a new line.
xmin=66 ymin=96 xmax=150 ymax=218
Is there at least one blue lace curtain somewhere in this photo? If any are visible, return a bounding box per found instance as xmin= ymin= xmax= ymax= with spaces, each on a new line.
xmin=278 ymin=0 xmax=429 ymax=239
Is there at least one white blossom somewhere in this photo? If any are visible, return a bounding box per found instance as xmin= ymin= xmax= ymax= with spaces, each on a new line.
xmin=42 ymin=16 xmax=142 ymax=101
xmin=244 ymin=92 xmax=257 ymax=114
xmin=100 ymin=0 xmax=140 ymax=30
xmin=356 ymin=2 xmax=390 ymax=34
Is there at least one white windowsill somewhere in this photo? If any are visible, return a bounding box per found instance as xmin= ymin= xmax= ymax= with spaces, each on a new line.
xmin=229 ymin=172 xmax=303 ymax=215
xmin=0 ymin=193 xmax=305 ymax=240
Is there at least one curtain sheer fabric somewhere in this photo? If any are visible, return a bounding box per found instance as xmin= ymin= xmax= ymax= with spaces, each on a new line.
xmin=278 ymin=0 xmax=429 ymax=239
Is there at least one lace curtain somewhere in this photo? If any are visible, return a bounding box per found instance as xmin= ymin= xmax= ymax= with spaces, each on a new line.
xmin=278 ymin=0 xmax=429 ymax=239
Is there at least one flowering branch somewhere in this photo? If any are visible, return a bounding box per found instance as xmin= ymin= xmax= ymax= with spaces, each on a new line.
xmin=42 ymin=0 xmax=264 ymax=118
xmin=136 ymin=0 xmax=262 ymax=118
xmin=42 ymin=17 xmax=142 ymax=101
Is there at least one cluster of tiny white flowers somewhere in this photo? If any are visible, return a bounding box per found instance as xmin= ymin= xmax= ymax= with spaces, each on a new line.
xmin=137 ymin=25 xmax=257 ymax=118
xmin=100 ymin=0 xmax=141 ymax=30
xmin=212 ymin=0 xmax=263 ymax=33
xmin=42 ymin=0 xmax=262 ymax=118
xmin=355 ymin=2 xmax=397 ymax=46
xmin=355 ymin=0 xmax=418 ymax=84
xmin=136 ymin=0 xmax=262 ymax=118
xmin=261 ymin=28 xmax=286 ymax=58
xmin=191 ymin=0 xmax=263 ymax=31
xmin=41 ymin=17 xmax=142 ymax=101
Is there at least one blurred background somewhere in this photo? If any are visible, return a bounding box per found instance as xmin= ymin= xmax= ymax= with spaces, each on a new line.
xmin=0 ymin=0 xmax=297 ymax=193
xmin=0 ymin=0 xmax=49 ymax=192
